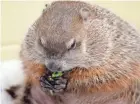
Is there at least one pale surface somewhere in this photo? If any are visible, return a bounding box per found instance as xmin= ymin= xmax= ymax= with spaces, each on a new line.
xmin=1 ymin=1 xmax=140 ymax=60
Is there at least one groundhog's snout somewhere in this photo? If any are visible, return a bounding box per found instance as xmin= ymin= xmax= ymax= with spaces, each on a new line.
xmin=46 ymin=62 xmax=62 ymax=72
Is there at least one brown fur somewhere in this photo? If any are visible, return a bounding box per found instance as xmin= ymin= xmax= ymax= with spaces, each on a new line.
xmin=67 ymin=63 xmax=140 ymax=93
xmin=21 ymin=60 xmax=46 ymax=85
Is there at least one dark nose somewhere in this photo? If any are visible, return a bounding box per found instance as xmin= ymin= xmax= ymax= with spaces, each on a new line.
xmin=46 ymin=62 xmax=61 ymax=72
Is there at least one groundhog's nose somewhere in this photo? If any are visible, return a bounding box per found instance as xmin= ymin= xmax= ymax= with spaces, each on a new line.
xmin=46 ymin=62 xmax=62 ymax=72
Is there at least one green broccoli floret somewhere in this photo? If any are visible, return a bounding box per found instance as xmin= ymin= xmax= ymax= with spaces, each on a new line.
xmin=52 ymin=72 xmax=63 ymax=78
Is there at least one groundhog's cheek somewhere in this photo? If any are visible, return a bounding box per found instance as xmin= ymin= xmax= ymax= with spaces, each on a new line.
xmin=62 ymin=63 xmax=77 ymax=71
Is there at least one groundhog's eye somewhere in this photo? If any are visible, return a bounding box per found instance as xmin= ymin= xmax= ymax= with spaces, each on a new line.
xmin=36 ymin=38 xmax=47 ymax=51
xmin=66 ymin=39 xmax=76 ymax=51
xmin=39 ymin=37 xmax=48 ymax=49
xmin=38 ymin=38 xmax=43 ymax=47
xmin=68 ymin=40 xmax=76 ymax=50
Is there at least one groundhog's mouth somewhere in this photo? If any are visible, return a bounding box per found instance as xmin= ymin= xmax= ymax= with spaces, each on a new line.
xmin=44 ymin=66 xmax=72 ymax=81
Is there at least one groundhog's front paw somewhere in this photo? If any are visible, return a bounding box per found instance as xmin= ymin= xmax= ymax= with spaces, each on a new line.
xmin=40 ymin=74 xmax=68 ymax=93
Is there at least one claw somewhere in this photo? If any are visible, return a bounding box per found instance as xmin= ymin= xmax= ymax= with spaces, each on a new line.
xmin=40 ymin=81 xmax=53 ymax=88
xmin=55 ymin=78 xmax=67 ymax=85
xmin=40 ymin=72 xmax=68 ymax=93
xmin=54 ymin=84 xmax=66 ymax=90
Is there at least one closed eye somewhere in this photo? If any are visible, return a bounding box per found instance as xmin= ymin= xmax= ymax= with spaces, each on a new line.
xmin=67 ymin=40 xmax=76 ymax=51
xmin=37 ymin=38 xmax=48 ymax=52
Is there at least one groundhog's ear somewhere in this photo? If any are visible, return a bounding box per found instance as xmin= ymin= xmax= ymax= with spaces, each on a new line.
xmin=43 ymin=4 xmax=50 ymax=13
xmin=80 ymin=7 xmax=91 ymax=21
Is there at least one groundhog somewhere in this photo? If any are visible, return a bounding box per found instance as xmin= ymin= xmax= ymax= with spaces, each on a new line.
xmin=20 ymin=1 xmax=140 ymax=104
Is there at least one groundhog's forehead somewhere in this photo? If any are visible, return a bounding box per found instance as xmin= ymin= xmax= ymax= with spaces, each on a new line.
xmin=37 ymin=2 xmax=86 ymax=42
xmin=42 ymin=2 xmax=84 ymax=31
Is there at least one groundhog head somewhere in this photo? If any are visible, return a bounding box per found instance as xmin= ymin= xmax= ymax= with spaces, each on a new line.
xmin=21 ymin=1 xmax=110 ymax=72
